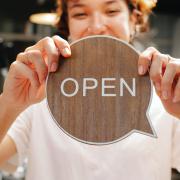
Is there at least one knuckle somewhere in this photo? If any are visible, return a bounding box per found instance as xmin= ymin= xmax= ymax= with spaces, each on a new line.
xmin=152 ymin=52 xmax=161 ymax=60
xmin=52 ymin=35 xmax=61 ymax=40
xmin=147 ymin=46 xmax=156 ymax=52
xmin=25 ymin=47 xmax=30 ymax=52
xmin=29 ymin=50 xmax=42 ymax=59
xmin=9 ymin=61 xmax=21 ymax=73
xmin=170 ymin=59 xmax=180 ymax=72
xmin=10 ymin=61 xmax=17 ymax=69
xmin=167 ymin=61 xmax=178 ymax=69
xmin=26 ymin=50 xmax=38 ymax=60
xmin=42 ymin=36 xmax=52 ymax=44
xmin=26 ymin=51 xmax=46 ymax=68
xmin=16 ymin=52 xmax=24 ymax=60
xmin=53 ymin=35 xmax=69 ymax=47
xmin=25 ymin=46 xmax=33 ymax=52
xmin=26 ymin=51 xmax=32 ymax=59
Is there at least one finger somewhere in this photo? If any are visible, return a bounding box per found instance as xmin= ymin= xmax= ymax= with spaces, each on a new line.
xmin=52 ymin=35 xmax=71 ymax=58
xmin=10 ymin=61 xmax=40 ymax=90
xmin=173 ymin=77 xmax=180 ymax=103
xmin=161 ymin=62 xmax=177 ymax=100
xmin=26 ymin=37 xmax=59 ymax=72
xmin=138 ymin=47 xmax=158 ymax=75
xmin=17 ymin=51 xmax=48 ymax=83
xmin=149 ymin=53 xmax=164 ymax=92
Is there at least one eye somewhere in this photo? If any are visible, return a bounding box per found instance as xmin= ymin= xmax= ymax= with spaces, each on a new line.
xmin=106 ymin=9 xmax=120 ymax=16
xmin=72 ymin=13 xmax=88 ymax=19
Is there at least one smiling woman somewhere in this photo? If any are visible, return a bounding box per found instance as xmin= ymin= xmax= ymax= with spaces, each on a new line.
xmin=56 ymin=0 xmax=157 ymax=40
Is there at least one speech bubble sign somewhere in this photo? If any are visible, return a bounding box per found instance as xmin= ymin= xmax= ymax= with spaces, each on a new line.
xmin=46 ymin=36 xmax=156 ymax=145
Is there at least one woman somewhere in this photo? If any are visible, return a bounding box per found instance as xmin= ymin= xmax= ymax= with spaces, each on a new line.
xmin=0 ymin=0 xmax=180 ymax=179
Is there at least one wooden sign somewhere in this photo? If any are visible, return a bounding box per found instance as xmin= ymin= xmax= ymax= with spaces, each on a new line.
xmin=46 ymin=36 xmax=156 ymax=145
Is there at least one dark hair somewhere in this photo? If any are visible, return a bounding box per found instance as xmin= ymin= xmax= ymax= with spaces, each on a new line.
xmin=56 ymin=0 xmax=69 ymax=40
xmin=56 ymin=0 xmax=157 ymax=40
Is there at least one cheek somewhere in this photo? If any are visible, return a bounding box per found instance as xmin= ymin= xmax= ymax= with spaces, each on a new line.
xmin=110 ymin=15 xmax=131 ymax=42
xmin=68 ymin=19 xmax=89 ymax=41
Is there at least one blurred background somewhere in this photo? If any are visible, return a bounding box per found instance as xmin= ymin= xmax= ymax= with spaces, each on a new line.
xmin=0 ymin=0 xmax=180 ymax=179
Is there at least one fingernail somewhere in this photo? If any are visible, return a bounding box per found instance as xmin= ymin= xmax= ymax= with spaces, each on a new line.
xmin=138 ymin=65 xmax=144 ymax=75
xmin=62 ymin=47 xmax=71 ymax=56
xmin=155 ymin=82 xmax=161 ymax=91
xmin=162 ymin=91 xmax=169 ymax=100
xmin=50 ymin=62 xmax=58 ymax=72
xmin=173 ymin=97 xmax=179 ymax=103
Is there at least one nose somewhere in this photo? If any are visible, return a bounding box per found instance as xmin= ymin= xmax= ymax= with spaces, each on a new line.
xmin=88 ymin=12 xmax=107 ymax=35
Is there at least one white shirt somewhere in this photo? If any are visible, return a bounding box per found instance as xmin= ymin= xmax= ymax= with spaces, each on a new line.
xmin=7 ymin=91 xmax=180 ymax=180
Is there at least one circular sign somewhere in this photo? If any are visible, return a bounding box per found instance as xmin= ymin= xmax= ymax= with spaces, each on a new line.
xmin=46 ymin=36 xmax=154 ymax=145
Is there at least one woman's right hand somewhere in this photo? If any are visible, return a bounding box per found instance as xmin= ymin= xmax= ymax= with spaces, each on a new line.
xmin=1 ymin=35 xmax=71 ymax=112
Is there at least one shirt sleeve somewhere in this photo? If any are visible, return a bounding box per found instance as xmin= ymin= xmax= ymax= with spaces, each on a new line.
xmin=171 ymin=115 xmax=180 ymax=172
xmin=6 ymin=107 xmax=32 ymax=167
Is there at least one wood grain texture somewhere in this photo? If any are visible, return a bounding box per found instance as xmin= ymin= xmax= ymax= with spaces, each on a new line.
xmin=46 ymin=36 xmax=154 ymax=144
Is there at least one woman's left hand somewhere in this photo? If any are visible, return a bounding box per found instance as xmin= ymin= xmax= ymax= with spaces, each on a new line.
xmin=138 ymin=47 xmax=180 ymax=119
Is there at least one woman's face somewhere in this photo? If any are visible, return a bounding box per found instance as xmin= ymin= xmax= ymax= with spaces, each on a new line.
xmin=67 ymin=0 xmax=134 ymax=42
